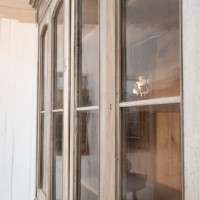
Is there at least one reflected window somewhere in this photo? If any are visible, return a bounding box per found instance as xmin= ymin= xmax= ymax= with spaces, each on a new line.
xmin=78 ymin=0 xmax=99 ymax=107
xmin=52 ymin=2 xmax=64 ymax=200
xmin=52 ymin=112 xmax=63 ymax=200
xmin=78 ymin=111 xmax=99 ymax=200
xmin=122 ymin=0 xmax=180 ymax=102
xmin=76 ymin=0 xmax=99 ymax=200
xmin=53 ymin=2 xmax=64 ymax=109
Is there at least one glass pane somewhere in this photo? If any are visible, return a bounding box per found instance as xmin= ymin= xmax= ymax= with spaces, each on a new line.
xmin=39 ymin=113 xmax=46 ymax=192
xmin=78 ymin=0 xmax=99 ymax=107
xmin=78 ymin=111 xmax=99 ymax=200
xmin=121 ymin=104 xmax=182 ymax=200
xmin=53 ymin=112 xmax=63 ymax=200
xmin=41 ymin=28 xmax=48 ymax=111
xmin=122 ymin=0 xmax=180 ymax=101
xmin=53 ymin=3 xmax=64 ymax=109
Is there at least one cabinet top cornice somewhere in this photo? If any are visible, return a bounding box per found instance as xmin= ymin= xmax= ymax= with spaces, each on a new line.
xmin=29 ymin=0 xmax=41 ymax=9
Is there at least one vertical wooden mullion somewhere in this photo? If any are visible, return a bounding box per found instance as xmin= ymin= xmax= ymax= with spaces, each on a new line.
xmin=63 ymin=0 xmax=71 ymax=199
xmin=50 ymin=6 xmax=55 ymax=200
xmin=69 ymin=0 xmax=77 ymax=199
xmin=77 ymin=111 xmax=81 ymax=200
xmin=74 ymin=0 xmax=79 ymax=198
xmin=52 ymin=11 xmax=57 ymax=111
xmin=119 ymin=2 xmax=128 ymax=197
xmin=179 ymin=0 xmax=184 ymax=199
xmin=77 ymin=0 xmax=82 ymax=108
xmin=121 ymin=0 xmax=127 ymax=103
xmin=45 ymin=8 xmax=52 ymax=200
xmin=99 ymin=0 xmax=116 ymax=199
xmin=116 ymin=0 xmax=122 ymax=199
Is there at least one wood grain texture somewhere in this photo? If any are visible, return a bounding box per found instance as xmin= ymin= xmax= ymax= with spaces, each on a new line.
xmin=0 ymin=18 xmax=38 ymax=200
xmin=63 ymin=0 xmax=71 ymax=199
xmin=99 ymin=0 xmax=116 ymax=199
xmin=69 ymin=0 xmax=77 ymax=199
xmin=156 ymin=112 xmax=182 ymax=191
xmin=182 ymin=0 xmax=200 ymax=199
xmin=36 ymin=1 xmax=70 ymax=200
xmin=45 ymin=7 xmax=51 ymax=200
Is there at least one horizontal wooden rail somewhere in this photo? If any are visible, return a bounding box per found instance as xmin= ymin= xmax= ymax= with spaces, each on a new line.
xmin=76 ymin=106 xmax=99 ymax=111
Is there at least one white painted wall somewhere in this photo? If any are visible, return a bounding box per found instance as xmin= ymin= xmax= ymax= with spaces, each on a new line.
xmin=0 ymin=18 xmax=38 ymax=200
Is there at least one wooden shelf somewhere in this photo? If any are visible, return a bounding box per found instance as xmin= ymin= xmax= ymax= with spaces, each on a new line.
xmin=119 ymin=96 xmax=181 ymax=108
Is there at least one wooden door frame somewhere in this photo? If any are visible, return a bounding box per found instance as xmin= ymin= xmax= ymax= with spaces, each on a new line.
xmin=35 ymin=0 xmax=71 ymax=200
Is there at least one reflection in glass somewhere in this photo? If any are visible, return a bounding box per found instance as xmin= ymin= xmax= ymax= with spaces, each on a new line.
xmin=53 ymin=112 xmax=63 ymax=200
xmin=122 ymin=105 xmax=182 ymax=200
xmin=52 ymin=3 xmax=64 ymax=200
xmin=39 ymin=113 xmax=46 ymax=192
xmin=122 ymin=0 xmax=180 ymax=101
xmin=78 ymin=111 xmax=99 ymax=200
xmin=53 ymin=3 xmax=64 ymax=109
xmin=78 ymin=0 xmax=99 ymax=107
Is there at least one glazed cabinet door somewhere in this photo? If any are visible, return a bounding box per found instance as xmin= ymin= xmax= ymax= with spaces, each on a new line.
xmin=70 ymin=0 xmax=100 ymax=200
xmin=37 ymin=11 xmax=50 ymax=200
xmin=70 ymin=0 xmax=184 ymax=200
xmin=119 ymin=0 xmax=183 ymax=200
xmin=51 ymin=1 xmax=64 ymax=200
xmin=36 ymin=0 xmax=66 ymax=200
